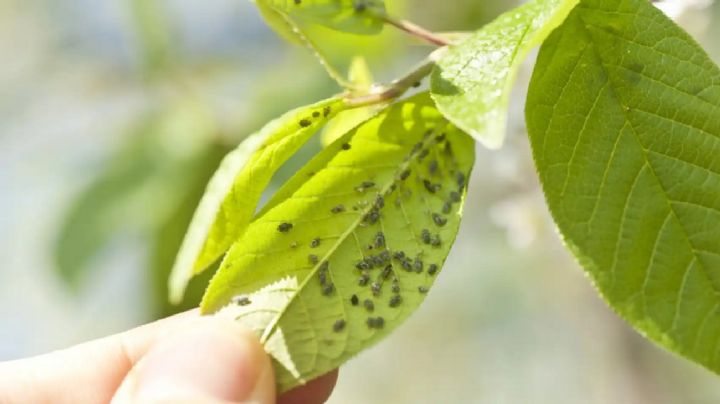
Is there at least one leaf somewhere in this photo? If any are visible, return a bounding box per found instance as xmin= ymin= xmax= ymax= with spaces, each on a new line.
xmin=255 ymin=0 xmax=304 ymax=46
xmin=527 ymin=0 xmax=720 ymax=373
xmin=260 ymin=0 xmax=386 ymax=35
xmin=169 ymin=97 xmax=346 ymax=303
xmin=430 ymin=0 xmax=579 ymax=149
xmin=321 ymin=56 xmax=380 ymax=146
xmin=201 ymin=93 xmax=475 ymax=392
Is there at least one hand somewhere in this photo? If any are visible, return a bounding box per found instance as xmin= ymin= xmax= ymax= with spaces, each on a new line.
xmin=0 ymin=311 xmax=337 ymax=403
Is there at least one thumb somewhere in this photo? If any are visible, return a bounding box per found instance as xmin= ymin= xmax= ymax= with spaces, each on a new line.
xmin=111 ymin=316 xmax=275 ymax=404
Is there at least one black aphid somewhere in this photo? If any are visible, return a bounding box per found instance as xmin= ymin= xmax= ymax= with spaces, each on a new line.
xmin=442 ymin=201 xmax=452 ymax=214
xmin=428 ymin=160 xmax=438 ymax=175
xmin=414 ymin=258 xmax=424 ymax=273
xmin=381 ymin=265 xmax=393 ymax=280
xmin=358 ymin=272 xmax=370 ymax=286
xmin=449 ymin=191 xmax=461 ymax=203
xmin=423 ymin=179 xmax=439 ymax=194
xmin=401 ymin=259 xmax=413 ymax=271
xmin=351 ymin=294 xmax=359 ymax=306
xmin=319 ymin=270 xmax=327 ymax=284
xmin=391 ymin=283 xmax=400 ymax=293
xmin=308 ymin=254 xmax=319 ymax=265
xmin=366 ymin=317 xmax=385 ymax=329
xmin=389 ymin=295 xmax=402 ymax=307
xmin=299 ymin=119 xmax=312 ymax=128
xmin=371 ymin=282 xmax=381 ymax=296
xmin=356 ymin=260 xmax=371 ymax=270
xmin=354 ymin=181 xmax=375 ymax=193
xmin=379 ymin=250 xmax=390 ymax=263
xmin=418 ymin=286 xmax=429 ymax=294
xmin=393 ymin=251 xmax=406 ymax=260
xmin=400 ymin=169 xmax=411 ymax=181
xmin=232 ymin=296 xmax=251 ymax=306
xmin=333 ymin=319 xmax=346 ymax=332
xmin=412 ymin=142 xmax=423 ymax=153
xmin=364 ymin=299 xmax=375 ymax=312
xmin=371 ymin=255 xmax=385 ymax=267
xmin=312 ymin=111 xmax=321 ymax=118
xmin=323 ymin=105 xmax=331 ymax=117
xmin=310 ymin=238 xmax=321 ymax=248
xmin=278 ymin=222 xmax=293 ymax=232
xmin=412 ymin=81 xmax=421 ymax=88
xmin=435 ymin=133 xmax=446 ymax=142
xmin=353 ymin=0 xmax=367 ymax=12
xmin=363 ymin=210 xmax=380 ymax=225
xmin=374 ymin=232 xmax=386 ymax=248
xmin=374 ymin=195 xmax=385 ymax=209
xmin=322 ymin=283 xmax=335 ymax=296
xmin=456 ymin=172 xmax=466 ymax=187
xmin=319 ymin=260 xmax=329 ymax=272
xmin=427 ymin=264 xmax=438 ymax=275
xmin=341 ymin=143 xmax=351 ymax=150
xmin=331 ymin=204 xmax=346 ymax=214
xmin=421 ymin=229 xmax=432 ymax=244
xmin=432 ymin=213 xmax=448 ymax=227
xmin=431 ymin=235 xmax=442 ymax=247
xmin=417 ymin=148 xmax=430 ymax=160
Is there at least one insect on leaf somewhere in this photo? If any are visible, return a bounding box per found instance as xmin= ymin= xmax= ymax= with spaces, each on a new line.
xmin=260 ymin=0 xmax=386 ymax=35
xmin=169 ymin=97 xmax=346 ymax=303
xmin=202 ymin=93 xmax=475 ymax=392
xmin=527 ymin=0 xmax=720 ymax=373
xmin=431 ymin=0 xmax=579 ymax=149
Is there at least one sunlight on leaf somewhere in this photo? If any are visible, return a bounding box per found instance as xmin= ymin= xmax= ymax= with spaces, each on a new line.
xmin=260 ymin=0 xmax=386 ymax=35
xmin=169 ymin=97 xmax=346 ymax=303
xmin=202 ymin=93 xmax=475 ymax=392
xmin=527 ymin=0 xmax=720 ymax=374
xmin=431 ymin=0 xmax=579 ymax=149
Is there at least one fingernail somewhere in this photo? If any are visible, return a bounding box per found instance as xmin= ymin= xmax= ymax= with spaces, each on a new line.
xmin=131 ymin=318 xmax=275 ymax=403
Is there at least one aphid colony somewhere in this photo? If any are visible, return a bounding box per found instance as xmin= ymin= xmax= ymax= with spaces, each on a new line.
xmin=268 ymin=126 xmax=467 ymax=335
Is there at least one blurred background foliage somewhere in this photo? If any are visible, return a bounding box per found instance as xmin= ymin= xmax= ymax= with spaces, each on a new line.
xmin=1 ymin=0 xmax=720 ymax=402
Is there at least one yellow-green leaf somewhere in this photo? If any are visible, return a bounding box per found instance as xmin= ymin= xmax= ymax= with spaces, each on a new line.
xmin=202 ymin=93 xmax=475 ymax=392
xmin=261 ymin=0 xmax=386 ymax=35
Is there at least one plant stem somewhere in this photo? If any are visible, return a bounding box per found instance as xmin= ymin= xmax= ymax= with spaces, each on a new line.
xmin=344 ymin=59 xmax=436 ymax=107
xmin=379 ymin=14 xmax=451 ymax=47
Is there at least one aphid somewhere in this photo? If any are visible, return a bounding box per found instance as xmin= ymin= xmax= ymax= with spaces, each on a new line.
xmin=371 ymin=255 xmax=385 ymax=267
xmin=421 ymin=229 xmax=432 ymax=244
xmin=371 ymin=282 xmax=381 ymax=296
xmin=414 ymin=258 xmax=424 ymax=273
xmin=319 ymin=270 xmax=327 ymax=284
xmin=299 ymin=119 xmax=312 ymax=128
xmin=312 ymin=111 xmax=320 ymax=118
xmin=423 ymin=179 xmax=438 ymax=194
xmin=319 ymin=260 xmax=329 ymax=272
xmin=366 ymin=317 xmax=385 ymax=329
xmin=341 ymin=143 xmax=351 ymax=150
xmin=412 ymin=80 xmax=422 ymax=88
xmin=427 ymin=264 xmax=438 ymax=275
xmin=411 ymin=142 xmax=423 ymax=153
xmin=391 ymin=283 xmax=400 ymax=293
xmin=364 ymin=299 xmax=375 ymax=312
xmin=351 ymin=294 xmax=359 ymax=306
xmin=381 ymin=265 xmax=393 ymax=280
xmin=400 ymin=169 xmax=411 ymax=181
xmin=378 ymin=250 xmax=390 ymax=263
xmin=417 ymin=148 xmax=430 ymax=160
xmin=389 ymin=295 xmax=402 ymax=308
xmin=294 ymin=0 xmax=301 ymax=4
xmin=393 ymin=251 xmax=406 ymax=261
xmin=322 ymin=283 xmax=335 ymax=296
xmin=374 ymin=195 xmax=385 ymax=209
xmin=374 ymin=231 xmax=386 ymax=248
xmin=363 ymin=210 xmax=380 ymax=225
xmin=333 ymin=319 xmax=346 ymax=332
xmin=358 ymin=272 xmax=370 ymax=286
xmin=331 ymin=204 xmax=346 ymax=214
xmin=308 ymin=254 xmax=319 ymax=265
xmin=354 ymin=181 xmax=375 ymax=193
xmin=435 ymin=133 xmax=446 ymax=142
xmin=456 ymin=172 xmax=466 ymax=187
xmin=310 ymin=238 xmax=321 ymax=248
xmin=277 ymin=222 xmax=293 ymax=232
xmin=232 ymin=296 xmax=251 ymax=306
xmin=401 ymin=259 xmax=413 ymax=271
xmin=449 ymin=191 xmax=461 ymax=203
xmin=431 ymin=235 xmax=442 ymax=247
xmin=353 ymin=0 xmax=367 ymax=12
xmin=442 ymin=201 xmax=452 ymax=214
xmin=356 ymin=260 xmax=371 ymax=271
xmin=428 ymin=160 xmax=438 ymax=175
xmin=323 ymin=106 xmax=331 ymax=117
xmin=418 ymin=286 xmax=429 ymax=294
xmin=432 ymin=213 xmax=448 ymax=227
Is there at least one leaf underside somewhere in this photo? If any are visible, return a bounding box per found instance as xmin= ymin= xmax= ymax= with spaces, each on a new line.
xmin=169 ymin=97 xmax=345 ymax=303
xmin=261 ymin=0 xmax=386 ymax=35
xmin=431 ymin=0 xmax=579 ymax=149
xmin=527 ymin=0 xmax=720 ymax=373
xmin=202 ymin=93 xmax=475 ymax=392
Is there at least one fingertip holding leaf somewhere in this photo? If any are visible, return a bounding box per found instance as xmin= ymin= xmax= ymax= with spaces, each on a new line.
xmin=169 ymin=97 xmax=346 ymax=303
xmin=527 ymin=0 xmax=720 ymax=374
xmin=430 ymin=0 xmax=579 ymax=149
xmin=202 ymin=93 xmax=475 ymax=392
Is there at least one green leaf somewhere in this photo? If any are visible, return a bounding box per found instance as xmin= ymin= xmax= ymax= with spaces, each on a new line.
xmin=256 ymin=0 xmax=305 ymax=46
xmin=527 ymin=0 xmax=720 ymax=373
xmin=431 ymin=0 xmax=579 ymax=149
xmin=201 ymin=93 xmax=475 ymax=392
xmin=260 ymin=0 xmax=386 ymax=35
xmin=169 ymin=97 xmax=346 ymax=303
